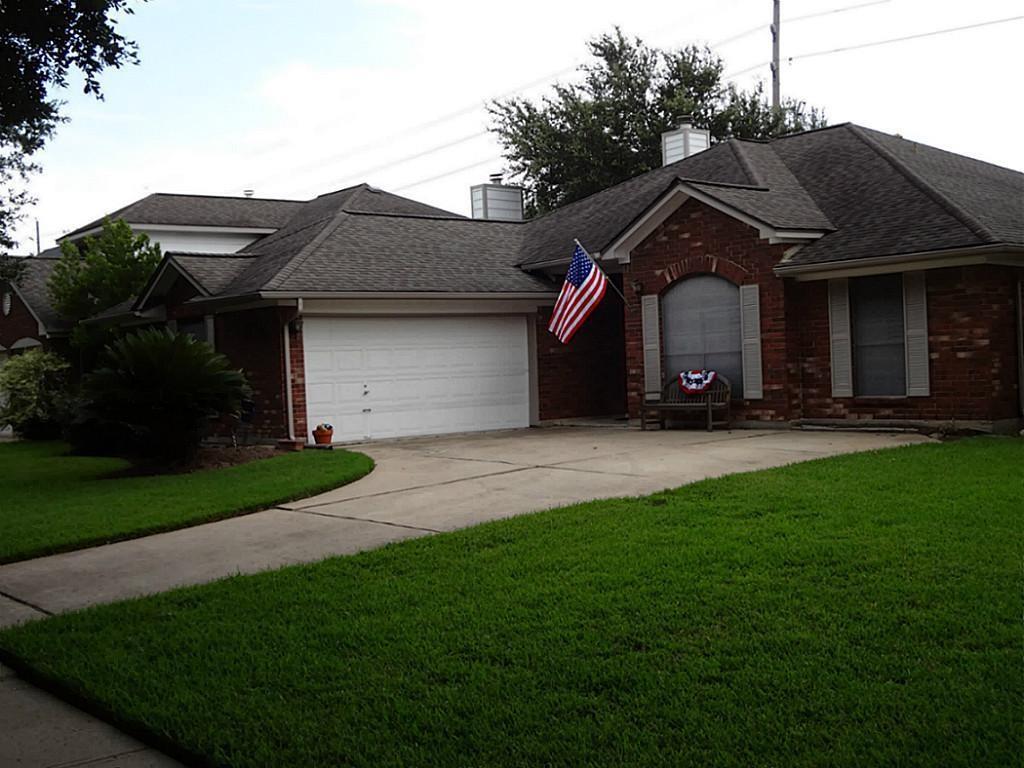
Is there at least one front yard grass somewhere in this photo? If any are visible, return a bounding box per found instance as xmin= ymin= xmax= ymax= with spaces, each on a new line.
xmin=1 ymin=438 xmax=1020 ymax=767
xmin=0 ymin=441 xmax=373 ymax=563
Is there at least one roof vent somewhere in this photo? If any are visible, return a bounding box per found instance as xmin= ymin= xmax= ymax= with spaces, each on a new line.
xmin=471 ymin=175 xmax=524 ymax=221
xmin=243 ymin=189 xmax=254 ymax=198
xmin=661 ymin=115 xmax=711 ymax=166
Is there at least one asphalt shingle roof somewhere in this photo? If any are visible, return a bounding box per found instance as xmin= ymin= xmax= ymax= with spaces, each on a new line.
xmin=62 ymin=193 xmax=307 ymax=239
xmin=111 ymin=123 xmax=1023 ymax=307
xmin=12 ymin=255 xmax=69 ymax=332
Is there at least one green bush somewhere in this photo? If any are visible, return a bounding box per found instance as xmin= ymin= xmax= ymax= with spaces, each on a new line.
xmin=77 ymin=328 xmax=252 ymax=460
xmin=0 ymin=349 xmax=71 ymax=439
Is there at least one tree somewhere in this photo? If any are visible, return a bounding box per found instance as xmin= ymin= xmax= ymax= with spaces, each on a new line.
xmin=489 ymin=29 xmax=825 ymax=215
xmin=0 ymin=1 xmax=141 ymax=250
xmin=49 ymin=218 xmax=161 ymax=319
xmin=0 ymin=348 xmax=71 ymax=439
xmin=77 ymin=329 xmax=252 ymax=461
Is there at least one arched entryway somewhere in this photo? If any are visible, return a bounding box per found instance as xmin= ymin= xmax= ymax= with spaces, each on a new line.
xmin=661 ymin=275 xmax=743 ymax=395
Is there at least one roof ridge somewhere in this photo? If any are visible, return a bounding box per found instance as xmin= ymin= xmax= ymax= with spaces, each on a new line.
xmin=151 ymin=192 xmax=305 ymax=203
xmin=342 ymin=209 xmax=507 ymax=223
xmin=847 ymin=124 xmax=995 ymax=243
xmin=524 ymin=141 xmax=738 ymax=226
xmin=768 ymin=121 xmax=853 ymax=141
xmin=726 ymin=140 xmax=762 ymax=185
xmin=678 ymin=176 xmax=768 ymax=191
xmin=265 ymin=207 xmax=355 ymax=290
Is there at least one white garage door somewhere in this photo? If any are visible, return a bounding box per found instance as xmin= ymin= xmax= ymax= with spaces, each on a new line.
xmin=303 ymin=315 xmax=530 ymax=443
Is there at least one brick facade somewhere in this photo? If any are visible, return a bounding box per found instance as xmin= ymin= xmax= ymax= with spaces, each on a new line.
xmin=536 ymin=279 xmax=627 ymax=420
xmin=604 ymin=197 xmax=1022 ymax=428
xmin=622 ymin=199 xmax=794 ymax=422
xmin=0 ymin=283 xmax=45 ymax=351
xmin=797 ymin=265 xmax=1022 ymax=424
xmin=288 ymin=318 xmax=307 ymax=440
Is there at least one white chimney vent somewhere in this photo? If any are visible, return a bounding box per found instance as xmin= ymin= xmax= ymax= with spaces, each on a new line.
xmin=661 ymin=116 xmax=711 ymax=166
xmin=470 ymin=175 xmax=524 ymax=221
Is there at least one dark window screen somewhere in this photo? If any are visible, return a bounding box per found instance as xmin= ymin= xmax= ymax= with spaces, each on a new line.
xmin=851 ymin=274 xmax=906 ymax=396
xmin=661 ymin=275 xmax=742 ymax=394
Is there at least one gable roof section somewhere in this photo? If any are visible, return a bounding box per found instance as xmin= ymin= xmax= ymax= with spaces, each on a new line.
xmin=61 ymin=193 xmax=307 ymax=239
xmin=771 ymin=124 xmax=1023 ymax=266
xmin=3 ymin=253 xmax=69 ymax=334
xmin=517 ymin=138 xmax=834 ymax=267
xmin=221 ymin=184 xmax=531 ymax=296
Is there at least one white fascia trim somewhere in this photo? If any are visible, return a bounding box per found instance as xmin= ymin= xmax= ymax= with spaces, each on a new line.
xmin=136 ymin=258 xmax=208 ymax=310
xmin=60 ymin=223 xmax=278 ymax=242
xmin=775 ymin=247 xmax=1024 ymax=281
xmin=603 ymin=182 xmax=825 ymax=264
xmin=257 ymin=291 xmax=559 ymax=300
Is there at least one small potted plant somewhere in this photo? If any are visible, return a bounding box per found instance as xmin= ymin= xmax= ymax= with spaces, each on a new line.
xmin=312 ymin=422 xmax=334 ymax=445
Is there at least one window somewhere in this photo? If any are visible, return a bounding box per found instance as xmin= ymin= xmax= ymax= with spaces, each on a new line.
xmin=176 ymin=317 xmax=213 ymax=346
xmin=850 ymin=274 xmax=905 ymax=396
xmin=661 ymin=275 xmax=743 ymax=394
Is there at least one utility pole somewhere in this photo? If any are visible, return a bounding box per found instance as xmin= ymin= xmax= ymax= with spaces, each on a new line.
xmin=771 ymin=0 xmax=781 ymax=111
xmin=35 ymin=219 xmax=40 ymax=256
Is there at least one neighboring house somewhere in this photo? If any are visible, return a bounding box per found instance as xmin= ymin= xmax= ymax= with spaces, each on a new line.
xmin=0 ymin=250 xmax=71 ymax=364
xmin=76 ymin=121 xmax=1022 ymax=442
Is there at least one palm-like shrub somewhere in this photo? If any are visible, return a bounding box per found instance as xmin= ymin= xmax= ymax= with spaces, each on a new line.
xmin=0 ymin=349 xmax=71 ymax=439
xmin=78 ymin=328 xmax=251 ymax=460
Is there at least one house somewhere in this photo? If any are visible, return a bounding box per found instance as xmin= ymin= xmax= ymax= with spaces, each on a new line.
xmin=0 ymin=250 xmax=71 ymax=364
xmin=70 ymin=121 xmax=1024 ymax=442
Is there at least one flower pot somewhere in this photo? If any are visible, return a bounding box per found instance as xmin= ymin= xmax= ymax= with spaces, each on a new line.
xmin=312 ymin=428 xmax=333 ymax=445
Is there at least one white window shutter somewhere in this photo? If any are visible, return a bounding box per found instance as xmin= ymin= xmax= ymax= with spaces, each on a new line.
xmin=903 ymin=272 xmax=930 ymax=396
xmin=739 ymin=284 xmax=763 ymax=399
xmin=641 ymin=294 xmax=662 ymax=400
xmin=828 ymin=278 xmax=853 ymax=398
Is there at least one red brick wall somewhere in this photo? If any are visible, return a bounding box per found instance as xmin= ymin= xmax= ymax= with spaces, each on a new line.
xmin=798 ymin=265 xmax=1022 ymax=423
xmin=288 ymin=319 xmax=307 ymax=440
xmin=0 ymin=283 xmax=44 ymax=350
xmin=536 ymin=278 xmax=627 ymax=420
xmin=622 ymin=198 xmax=794 ymax=421
xmin=214 ymin=307 xmax=291 ymax=439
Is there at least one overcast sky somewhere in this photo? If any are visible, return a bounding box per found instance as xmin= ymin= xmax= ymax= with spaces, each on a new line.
xmin=11 ymin=0 xmax=1023 ymax=251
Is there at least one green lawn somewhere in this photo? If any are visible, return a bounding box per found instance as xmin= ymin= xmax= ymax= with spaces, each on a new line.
xmin=0 ymin=441 xmax=373 ymax=563
xmin=1 ymin=438 xmax=1020 ymax=767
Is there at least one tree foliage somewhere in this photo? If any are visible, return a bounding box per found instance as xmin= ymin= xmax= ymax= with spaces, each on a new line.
xmin=48 ymin=218 xmax=161 ymax=322
xmin=0 ymin=255 xmax=28 ymax=287
xmin=0 ymin=348 xmax=71 ymax=438
xmin=0 ymin=0 xmax=141 ymax=250
xmin=77 ymin=328 xmax=252 ymax=460
xmin=489 ymin=29 xmax=825 ymax=214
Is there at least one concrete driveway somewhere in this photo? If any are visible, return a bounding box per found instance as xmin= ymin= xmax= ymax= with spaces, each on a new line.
xmin=0 ymin=426 xmax=930 ymax=625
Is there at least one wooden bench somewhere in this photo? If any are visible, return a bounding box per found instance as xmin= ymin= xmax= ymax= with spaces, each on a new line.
xmin=640 ymin=375 xmax=732 ymax=432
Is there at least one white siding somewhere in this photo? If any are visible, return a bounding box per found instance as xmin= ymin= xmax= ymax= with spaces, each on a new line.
xmin=470 ymin=184 xmax=524 ymax=221
xmin=136 ymin=229 xmax=262 ymax=254
xmin=828 ymin=278 xmax=854 ymax=398
xmin=739 ymin=284 xmax=763 ymax=399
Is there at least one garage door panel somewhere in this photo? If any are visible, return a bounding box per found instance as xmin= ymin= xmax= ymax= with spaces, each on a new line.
xmin=303 ymin=316 xmax=530 ymax=443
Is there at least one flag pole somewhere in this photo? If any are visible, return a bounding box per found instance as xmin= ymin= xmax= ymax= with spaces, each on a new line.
xmin=574 ymin=238 xmax=627 ymax=303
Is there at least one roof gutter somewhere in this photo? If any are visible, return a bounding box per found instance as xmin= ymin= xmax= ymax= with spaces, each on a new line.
xmin=774 ymin=243 xmax=1024 ymax=280
xmin=256 ymin=290 xmax=560 ymax=300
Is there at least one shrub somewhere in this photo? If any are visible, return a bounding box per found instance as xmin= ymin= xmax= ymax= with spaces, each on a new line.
xmin=0 ymin=349 xmax=71 ymax=439
xmin=77 ymin=328 xmax=252 ymax=460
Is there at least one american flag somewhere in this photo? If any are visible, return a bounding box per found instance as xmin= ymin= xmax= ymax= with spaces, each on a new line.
xmin=548 ymin=242 xmax=608 ymax=343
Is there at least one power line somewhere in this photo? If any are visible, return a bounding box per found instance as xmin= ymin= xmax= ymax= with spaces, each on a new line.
xmin=278 ymin=0 xmax=894 ymax=197
xmin=393 ymin=157 xmax=500 ymax=192
xmin=787 ymin=14 xmax=1024 ymax=62
xmin=723 ymin=14 xmax=1024 ymax=79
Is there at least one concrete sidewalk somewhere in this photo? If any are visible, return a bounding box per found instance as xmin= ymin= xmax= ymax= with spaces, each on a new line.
xmin=0 ymin=426 xmax=930 ymax=767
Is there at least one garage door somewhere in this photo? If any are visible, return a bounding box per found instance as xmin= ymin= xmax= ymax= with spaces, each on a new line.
xmin=303 ymin=316 xmax=530 ymax=443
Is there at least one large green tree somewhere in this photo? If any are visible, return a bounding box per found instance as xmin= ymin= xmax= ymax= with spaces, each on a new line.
xmin=489 ymin=29 xmax=825 ymax=215
xmin=48 ymin=218 xmax=161 ymax=351
xmin=0 ymin=1 xmax=141 ymax=251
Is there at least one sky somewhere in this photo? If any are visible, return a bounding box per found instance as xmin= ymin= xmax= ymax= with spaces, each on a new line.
xmin=11 ymin=0 xmax=1024 ymax=251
